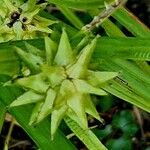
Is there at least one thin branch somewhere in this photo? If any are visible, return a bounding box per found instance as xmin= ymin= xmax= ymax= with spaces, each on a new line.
xmin=82 ymin=0 xmax=127 ymax=32
xmin=3 ymin=118 xmax=15 ymax=150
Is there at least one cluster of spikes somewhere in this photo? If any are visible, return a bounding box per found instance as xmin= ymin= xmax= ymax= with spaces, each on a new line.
xmin=10 ymin=29 xmax=118 ymax=139
xmin=0 ymin=0 xmax=56 ymax=42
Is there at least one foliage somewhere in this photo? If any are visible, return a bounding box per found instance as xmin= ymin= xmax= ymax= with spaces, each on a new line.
xmin=0 ymin=0 xmax=149 ymax=149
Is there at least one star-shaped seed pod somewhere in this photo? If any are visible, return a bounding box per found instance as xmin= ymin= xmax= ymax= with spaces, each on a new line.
xmin=10 ymin=29 xmax=118 ymax=138
xmin=0 ymin=0 xmax=57 ymax=42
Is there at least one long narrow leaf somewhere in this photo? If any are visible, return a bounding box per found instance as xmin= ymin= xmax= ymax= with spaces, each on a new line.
xmin=112 ymin=8 xmax=150 ymax=37
xmin=0 ymin=101 xmax=6 ymax=133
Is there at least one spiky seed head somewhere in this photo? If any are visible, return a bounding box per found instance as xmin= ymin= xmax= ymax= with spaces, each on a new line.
xmin=10 ymin=29 xmax=118 ymax=138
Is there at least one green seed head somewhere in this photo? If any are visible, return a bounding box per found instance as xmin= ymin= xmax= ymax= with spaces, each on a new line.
xmin=0 ymin=0 xmax=57 ymax=42
xmin=10 ymin=29 xmax=118 ymax=139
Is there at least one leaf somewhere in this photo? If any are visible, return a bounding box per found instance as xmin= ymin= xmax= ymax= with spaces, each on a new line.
xmin=15 ymin=47 xmax=43 ymax=73
xmin=0 ymin=101 xmax=7 ymax=133
xmin=0 ymin=48 xmax=20 ymax=76
xmin=65 ymin=117 xmax=108 ymax=150
xmin=94 ymin=37 xmax=150 ymax=61
xmin=25 ymin=42 xmax=44 ymax=57
xmin=98 ymin=58 xmax=150 ymax=112
xmin=112 ymin=8 xmax=150 ymax=37
xmin=47 ymin=0 xmax=107 ymax=9
xmin=58 ymin=6 xmax=83 ymax=29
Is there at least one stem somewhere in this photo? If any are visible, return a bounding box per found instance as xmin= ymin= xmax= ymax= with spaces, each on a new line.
xmin=4 ymin=118 xmax=15 ymax=150
xmin=82 ymin=0 xmax=126 ymax=32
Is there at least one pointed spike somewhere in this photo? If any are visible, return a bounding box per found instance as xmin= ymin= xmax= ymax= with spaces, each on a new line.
xmin=29 ymin=101 xmax=44 ymax=125
xmin=36 ymin=88 xmax=56 ymax=123
xmin=73 ymin=79 xmax=107 ymax=96
xmin=51 ymin=105 xmax=68 ymax=139
xmin=88 ymin=71 xmax=118 ymax=86
xmin=34 ymin=15 xmax=58 ymax=26
xmin=84 ymin=95 xmax=104 ymax=123
xmin=76 ymin=37 xmax=98 ymax=67
xmin=10 ymin=91 xmax=44 ymax=107
xmin=67 ymin=93 xmax=88 ymax=128
xmin=28 ymin=25 xmax=53 ymax=34
xmin=67 ymin=37 xmax=97 ymax=78
xmin=16 ymin=74 xmax=49 ymax=93
xmin=54 ymin=28 xmax=74 ymax=66
xmin=44 ymin=36 xmax=58 ymax=65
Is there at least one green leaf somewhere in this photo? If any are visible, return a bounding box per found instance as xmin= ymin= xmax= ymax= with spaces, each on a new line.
xmin=15 ymin=47 xmax=43 ymax=73
xmin=65 ymin=117 xmax=107 ymax=150
xmin=0 ymin=48 xmax=20 ymax=76
xmin=58 ymin=6 xmax=84 ymax=29
xmin=98 ymin=58 xmax=150 ymax=112
xmin=112 ymin=8 xmax=150 ymax=37
xmin=0 ymin=101 xmax=6 ymax=133
xmin=94 ymin=37 xmax=150 ymax=61
xmin=47 ymin=0 xmax=107 ymax=9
